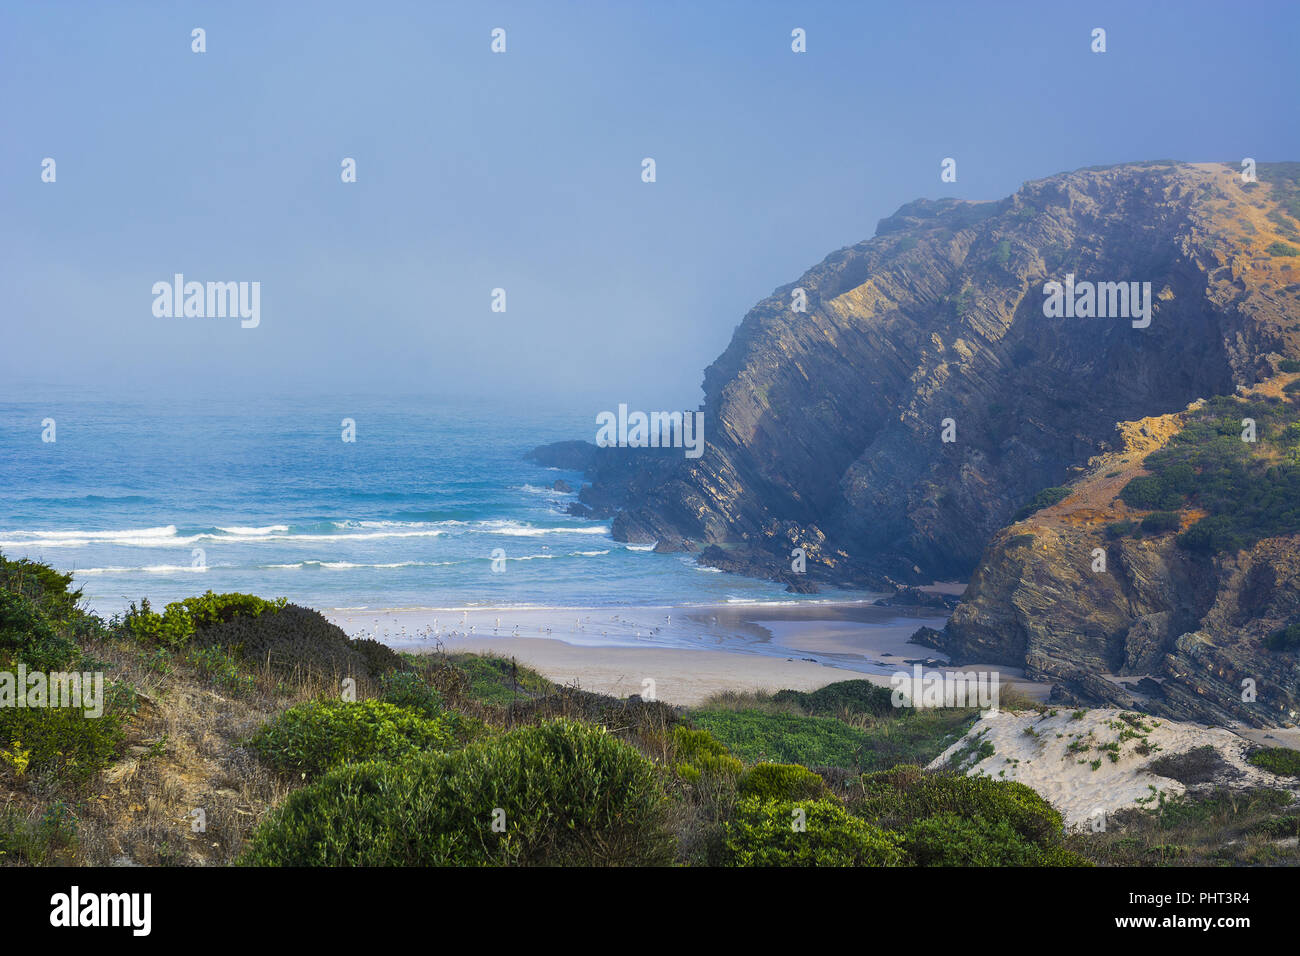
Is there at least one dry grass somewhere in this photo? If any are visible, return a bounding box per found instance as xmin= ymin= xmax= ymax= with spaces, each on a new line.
xmin=0 ymin=633 xmax=375 ymax=866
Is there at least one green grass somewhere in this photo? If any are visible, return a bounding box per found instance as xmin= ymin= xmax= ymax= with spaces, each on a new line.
xmin=692 ymin=703 xmax=976 ymax=773
xmin=693 ymin=710 xmax=869 ymax=768
xmin=441 ymin=652 xmax=554 ymax=705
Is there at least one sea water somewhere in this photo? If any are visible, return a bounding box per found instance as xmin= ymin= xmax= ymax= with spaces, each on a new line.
xmin=0 ymin=392 xmax=876 ymax=618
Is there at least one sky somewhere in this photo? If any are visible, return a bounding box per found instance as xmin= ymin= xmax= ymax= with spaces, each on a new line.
xmin=2 ymin=0 xmax=1297 ymax=415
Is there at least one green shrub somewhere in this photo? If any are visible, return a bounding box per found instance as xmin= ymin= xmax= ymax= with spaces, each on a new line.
xmin=240 ymin=718 xmax=673 ymax=866
xmin=377 ymin=670 xmax=445 ymax=717
xmin=671 ymin=726 xmax=742 ymax=783
xmin=1265 ymin=623 xmax=1300 ymax=652
xmin=202 ymin=603 xmax=401 ymax=682
xmin=123 ymin=591 xmax=285 ymax=650
xmin=1266 ymin=241 xmax=1300 ymax=257
xmin=1109 ymin=395 xmax=1300 ymax=556
xmin=739 ymin=763 xmax=826 ymax=801
xmin=249 ymin=699 xmax=457 ymax=778
xmin=722 ymin=796 xmax=904 ymax=867
xmin=855 ymin=764 xmax=1064 ymax=845
xmin=0 ymin=554 xmax=83 ymax=624
xmin=772 ymin=680 xmax=896 ymax=718
xmin=902 ymin=811 xmax=1087 ymax=866
xmin=0 ymin=683 xmax=132 ymax=784
xmin=1247 ymin=747 xmax=1300 ymax=778
xmin=1121 ymin=476 xmax=1183 ymax=511
xmin=0 ymin=589 xmax=79 ymax=671
xmin=1279 ymin=359 xmax=1300 ymax=373
xmin=1140 ymin=511 xmax=1181 ymax=534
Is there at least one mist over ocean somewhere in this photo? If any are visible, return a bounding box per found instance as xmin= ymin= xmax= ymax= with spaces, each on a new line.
xmin=0 ymin=394 xmax=874 ymax=617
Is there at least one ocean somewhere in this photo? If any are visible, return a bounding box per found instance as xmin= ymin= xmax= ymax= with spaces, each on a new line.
xmin=0 ymin=393 xmax=877 ymax=619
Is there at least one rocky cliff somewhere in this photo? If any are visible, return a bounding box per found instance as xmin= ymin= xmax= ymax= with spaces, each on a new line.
xmin=922 ymin=374 xmax=1300 ymax=728
xmin=561 ymin=161 xmax=1300 ymax=593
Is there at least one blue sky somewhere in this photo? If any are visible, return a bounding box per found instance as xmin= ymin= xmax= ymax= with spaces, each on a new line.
xmin=2 ymin=0 xmax=1297 ymax=413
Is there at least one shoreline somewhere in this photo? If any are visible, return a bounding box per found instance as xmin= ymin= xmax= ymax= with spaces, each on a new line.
xmin=327 ymin=600 xmax=1055 ymax=708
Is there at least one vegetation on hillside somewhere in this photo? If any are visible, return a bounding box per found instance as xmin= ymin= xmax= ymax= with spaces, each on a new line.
xmin=1115 ymin=392 xmax=1300 ymax=554
xmin=1 ymin=554 xmax=1295 ymax=867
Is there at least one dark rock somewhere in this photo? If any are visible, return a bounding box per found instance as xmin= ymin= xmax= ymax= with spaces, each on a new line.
xmin=552 ymin=479 xmax=574 ymax=493
xmin=569 ymin=162 xmax=1297 ymax=587
xmin=874 ymin=586 xmax=949 ymax=609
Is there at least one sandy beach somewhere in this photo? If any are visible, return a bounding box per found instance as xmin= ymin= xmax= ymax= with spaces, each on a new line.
xmin=327 ymin=601 xmax=1053 ymax=707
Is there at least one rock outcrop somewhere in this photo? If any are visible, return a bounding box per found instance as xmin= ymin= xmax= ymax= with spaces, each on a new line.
xmin=531 ymin=161 xmax=1300 ymax=724
xmin=923 ymin=376 xmax=1300 ymax=728
xmin=563 ymin=162 xmax=1300 ymax=590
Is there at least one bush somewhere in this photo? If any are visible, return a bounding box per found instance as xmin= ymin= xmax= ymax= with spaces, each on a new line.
xmin=249 ymin=699 xmax=457 ymax=779
xmin=0 ymin=589 xmax=79 ymax=672
xmin=1120 ymin=476 xmax=1183 ymax=511
xmin=772 ymin=680 xmax=896 ymax=718
xmin=377 ymin=670 xmax=445 ymax=717
xmin=123 ymin=592 xmax=285 ymax=650
xmin=902 ymin=811 xmax=1082 ymax=866
xmin=739 ymin=763 xmax=826 ymax=801
xmin=1266 ymin=623 xmax=1300 ymax=652
xmin=0 ymin=682 xmax=133 ymax=784
xmin=671 ymin=726 xmax=742 ymax=784
xmin=721 ymin=796 xmax=904 ymax=867
xmin=1247 ymin=747 xmax=1300 ymax=778
xmin=0 ymin=554 xmax=82 ymax=624
xmin=1140 ymin=511 xmax=1181 ymax=534
xmin=202 ymin=603 xmax=401 ymax=682
xmin=1013 ymin=486 xmax=1071 ymax=521
xmin=1279 ymin=359 xmax=1300 ymax=374
xmin=1147 ymin=745 xmax=1232 ymax=785
xmin=240 ymin=718 xmax=674 ymax=866
xmin=855 ymin=764 xmax=1064 ymax=845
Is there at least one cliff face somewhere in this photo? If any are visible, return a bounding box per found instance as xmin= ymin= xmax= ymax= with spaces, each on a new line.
xmin=598 ymin=161 xmax=1300 ymax=587
xmin=926 ymin=378 xmax=1300 ymax=728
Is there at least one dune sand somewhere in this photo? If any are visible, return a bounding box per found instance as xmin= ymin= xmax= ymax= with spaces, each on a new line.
xmin=931 ymin=708 xmax=1300 ymax=827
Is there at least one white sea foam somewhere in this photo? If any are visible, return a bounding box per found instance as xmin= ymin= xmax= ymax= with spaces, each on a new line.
xmin=471 ymin=520 xmax=609 ymax=537
xmin=74 ymin=564 xmax=207 ymax=575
